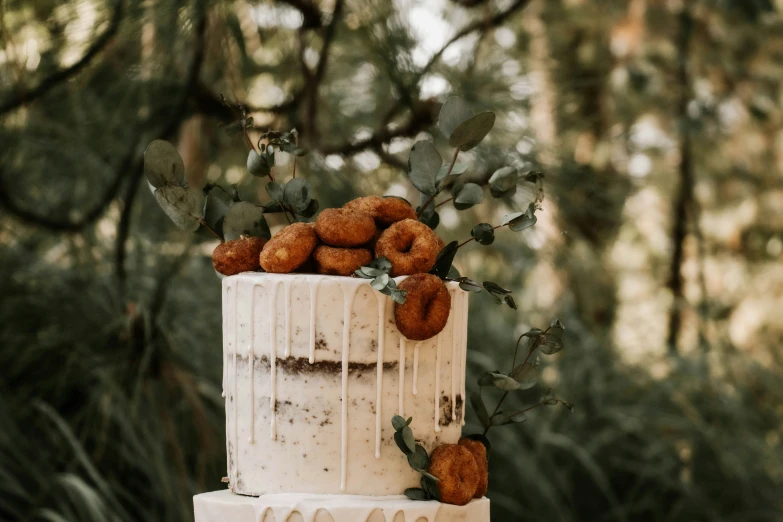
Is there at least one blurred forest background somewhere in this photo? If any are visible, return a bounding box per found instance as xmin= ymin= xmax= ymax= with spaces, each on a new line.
xmin=2 ymin=0 xmax=783 ymax=521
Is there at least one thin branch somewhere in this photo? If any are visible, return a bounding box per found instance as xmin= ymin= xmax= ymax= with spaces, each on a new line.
xmin=0 ymin=0 xmax=124 ymax=116
xmin=278 ymin=0 xmax=323 ymax=29
xmin=418 ymin=148 xmax=460 ymax=217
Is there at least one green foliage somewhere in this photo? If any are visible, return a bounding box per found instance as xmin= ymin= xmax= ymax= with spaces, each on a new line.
xmin=391 ymin=416 xmax=440 ymax=502
xmin=355 ymin=257 xmax=407 ymax=303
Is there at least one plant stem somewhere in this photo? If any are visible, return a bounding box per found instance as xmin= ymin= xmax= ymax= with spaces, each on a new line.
xmin=456 ymin=224 xmax=505 ymax=249
xmin=435 ymin=197 xmax=453 ymax=209
xmin=417 ymin=147 xmax=460 ymax=217
xmin=198 ymin=218 xmax=223 ymax=242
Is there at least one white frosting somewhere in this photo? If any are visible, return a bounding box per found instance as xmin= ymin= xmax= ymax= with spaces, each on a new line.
xmin=194 ymin=490 xmax=490 ymax=522
xmin=223 ymin=273 xmax=468 ymax=496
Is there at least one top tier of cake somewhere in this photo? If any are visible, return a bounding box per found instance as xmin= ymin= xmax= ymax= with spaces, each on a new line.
xmin=222 ymin=273 xmax=469 ymax=496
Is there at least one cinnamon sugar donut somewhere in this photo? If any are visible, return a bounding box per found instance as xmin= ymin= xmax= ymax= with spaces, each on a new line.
xmin=259 ymin=223 xmax=318 ymax=273
xmin=315 ymin=208 xmax=376 ymax=247
xmin=374 ymin=219 xmax=441 ymax=276
xmin=428 ymin=444 xmax=480 ymax=506
xmin=459 ymin=438 xmax=488 ymax=498
xmin=343 ymin=195 xmax=416 ymax=227
xmin=394 ymin=274 xmax=451 ymax=340
xmin=212 ymin=236 xmax=266 ymax=276
xmin=313 ymin=245 xmax=372 ymax=276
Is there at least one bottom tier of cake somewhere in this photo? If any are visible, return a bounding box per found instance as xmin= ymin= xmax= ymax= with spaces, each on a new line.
xmin=194 ymin=490 xmax=490 ymax=522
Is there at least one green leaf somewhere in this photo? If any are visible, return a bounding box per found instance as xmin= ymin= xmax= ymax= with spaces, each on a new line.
xmin=418 ymin=208 xmax=440 ymax=230
xmin=456 ymin=277 xmax=482 ymax=293
xmin=483 ymin=281 xmax=511 ymax=295
xmin=223 ymin=201 xmax=271 ymax=240
xmin=420 ymin=474 xmax=441 ymax=501
xmin=436 ymin=162 xmax=468 ymax=187
xmin=144 ymin=140 xmax=185 ymax=188
xmin=453 ymin=183 xmax=484 ymax=210
xmin=266 ymin=181 xmax=285 ymax=203
xmin=478 ymin=371 xmax=501 ymax=387
xmin=371 ymin=256 xmax=392 ymax=273
xmin=371 ymin=274 xmax=390 ymax=291
xmin=387 ymin=287 xmax=408 ymax=304
xmin=430 ymin=241 xmax=458 ymax=279
xmin=407 ymin=141 xmax=442 ymax=196
xmin=551 ymin=318 xmax=565 ymax=330
xmin=488 ymin=372 xmax=523 ymax=391
xmin=449 ymin=111 xmax=495 ymax=151
xmin=523 ymin=328 xmax=544 ymax=338
xmin=404 ymin=488 xmax=430 ymax=501
xmin=299 ymin=198 xmax=319 ymax=218
xmin=491 ymin=411 xmax=528 ymax=426
xmin=504 ymin=294 xmax=518 ymax=310
xmin=489 ymin=166 xmax=518 ymax=198
xmin=292 ymin=146 xmax=309 ymax=156
xmin=283 ymin=178 xmax=312 ymax=213
xmin=247 ymin=150 xmax=270 ymax=177
xmin=470 ymin=392 xmax=491 ymax=429
xmin=471 ymin=223 xmax=495 ymax=245
xmin=501 ymin=204 xmax=537 ymax=231
xmin=540 ymin=333 xmax=564 ymax=355
xmin=447 ymin=265 xmax=461 ymax=279
xmin=153 ymin=186 xmax=203 ymax=231
xmin=391 ymin=415 xmax=408 ymax=432
xmin=438 ymin=96 xmax=474 ymax=139
xmin=394 ymin=426 xmax=415 ymax=454
xmin=394 ymin=431 xmax=412 ymax=455
xmin=407 ymin=444 xmax=429 ymax=471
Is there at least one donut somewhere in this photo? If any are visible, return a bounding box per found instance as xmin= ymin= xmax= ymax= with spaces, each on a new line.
xmin=315 ymin=208 xmax=376 ymax=247
xmin=375 ymin=219 xmax=442 ymax=276
xmin=313 ymin=245 xmax=372 ymax=276
xmin=259 ymin=222 xmax=318 ymax=273
xmin=427 ymin=444 xmax=480 ymax=506
xmin=212 ymin=236 xmax=266 ymax=276
xmin=459 ymin=438 xmax=488 ymax=498
xmin=343 ymin=195 xmax=416 ymax=227
xmin=394 ymin=274 xmax=451 ymax=340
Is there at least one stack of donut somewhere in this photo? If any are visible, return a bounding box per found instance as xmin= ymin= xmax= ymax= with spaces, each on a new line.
xmin=213 ymin=196 xmax=454 ymax=341
xmin=427 ymin=438 xmax=489 ymax=505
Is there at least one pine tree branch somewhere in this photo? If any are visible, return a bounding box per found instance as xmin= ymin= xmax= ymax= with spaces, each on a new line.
xmin=0 ymin=0 xmax=124 ymax=116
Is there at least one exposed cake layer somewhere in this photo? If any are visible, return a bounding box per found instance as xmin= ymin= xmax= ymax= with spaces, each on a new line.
xmin=194 ymin=490 xmax=489 ymax=522
xmin=222 ymin=273 xmax=469 ymax=496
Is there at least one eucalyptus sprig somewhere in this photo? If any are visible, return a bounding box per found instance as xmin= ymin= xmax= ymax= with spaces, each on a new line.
xmin=470 ymin=319 xmax=572 ymax=437
xmin=390 ymin=415 xmax=441 ymax=501
xmin=354 ymin=257 xmax=407 ymax=304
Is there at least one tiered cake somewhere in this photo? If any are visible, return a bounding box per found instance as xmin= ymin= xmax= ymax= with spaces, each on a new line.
xmin=193 ymin=272 xmax=490 ymax=522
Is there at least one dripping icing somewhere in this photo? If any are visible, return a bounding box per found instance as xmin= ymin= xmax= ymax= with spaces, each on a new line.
xmin=434 ymin=329 xmax=442 ymax=433
xmin=269 ymin=281 xmax=280 ymax=440
xmin=374 ymin=293 xmax=386 ymax=459
xmin=308 ymin=279 xmax=322 ymax=364
xmin=412 ymin=341 xmax=421 ymax=395
xmin=283 ymin=279 xmax=292 ymax=358
xmin=398 ymin=337 xmax=406 ymax=416
xmin=450 ymin=290 xmax=458 ymax=422
xmin=461 ymin=290 xmax=469 ymax=425
xmin=339 ymin=282 xmax=359 ymax=492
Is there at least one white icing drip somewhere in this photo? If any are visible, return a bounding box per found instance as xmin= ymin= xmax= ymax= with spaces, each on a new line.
xmin=450 ymin=290 xmax=457 ymax=422
xmin=233 ymin=281 xmax=239 ymax=478
xmin=461 ymin=291 xmax=469 ymax=425
xmin=374 ymin=293 xmax=386 ymax=460
xmin=398 ymin=337 xmax=406 ymax=416
xmin=412 ymin=342 xmax=421 ymax=395
xmin=339 ymin=283 xmax=359 ymax=492
xmin=269 ymin=282 xmax=280 ymax=440
xmin=222 ymin=284 xmax=228 ymax=398
xmin=308 ymin=280 xmax=322 ymax=364
xmin=283 ymin=279 xmax=293 ymax=358
xmin=434 ymin=331 xmax=442 ymax=433
xmin=248 ymin=342 xmax=255 ymax=444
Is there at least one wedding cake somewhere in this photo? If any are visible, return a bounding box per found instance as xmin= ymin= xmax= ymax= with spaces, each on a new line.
xmin=193 ymin=273 xmax=489 ymax=522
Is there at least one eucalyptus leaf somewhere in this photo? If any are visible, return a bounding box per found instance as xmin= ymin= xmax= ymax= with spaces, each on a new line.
xmin=266 ymin=182 xmax=285 ymax=203
xmin=540 ymin=333 xmax=564 ymax=355
xmin=491 ymin=411 xmax=528 ymax=426
xmin=430 ymin=241 xmax=458 ymax=279
xmin=504 ymin=294 xmax=518 ymax=309
xmin=371 ymin=274 xmax=390 ymax=291
xmin=407 ymin=444 xmax=429 ymax=471
xmin=404 ymin=488 xmax=430 ymax=501
xmin=457 ymin=278 xmax=482 ymax=293
xmin=502 ymin=204 xmax=538 ymax=231
xmin=371 ymin=256 xmax=392 ymax=273
xmin=283 ymin=178 xmax=312 ymax=213
xmin=483 ymin=281 xmax=511 ymax=295
xmin=388 ymin=288 xmax=408 ymax=304
xmin=407 ymin=141 xmax=442 ymax=196
xmin=394 ymin=431 xmax=413 ymax=456
xmin=449 ymin=111 xmax=495 ymax=151
xmin=299 ymin=198 xmax=319 ymax=218
xmin=391 ymin=415 xmax=408 ymax=432
xmin=551 ymin=318 xmax=566 ymax=330
xmin=489 ymin=372 xmax=523 ymax=391
xmin=435 ymin=162 xmax=468 ymax=187
xmin=420 ymin=474 xmax=440 ymax=501
xmin=223 ymin=201 xmax=271 ymax=240
xmin=401 ymin=426 xmax=416 ymax=453
xmin=447 ymin=265 xmax=461 ymax=279
xmin=201 ymin=186 xmax=231 ymax=238
xmin=144 ymin=140 xmax=185 ymax=188
xmin=154 ymin=186 xmax=203 ymax=231
xmin=247 ymin=150 xmax=270 ymax=177
xmin=471 ymin=223 xmax=495 ymax=245
xmin=453 ymin=183 xmax=484 ymax=210
xmin=489 ymin=166 xmax=518 ymax=198
xmin=470 ymin=392 xmax=491 ymax=429
xmin=438 ymin=96 xmax=474 ymax=139
xmin=523 ymin=328 xmax=544 ymax=338
xmin=418 ymin=209 xmax=440 ymax=230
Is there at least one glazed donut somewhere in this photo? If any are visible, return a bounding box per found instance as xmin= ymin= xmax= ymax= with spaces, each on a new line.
xmin=313 ymin=245 xmax=372 ymax=276
xmin=343 ymin=195 xmax=416 ymax=227
xmin=315 ymin=208 xmax=376 ymax=247
xmin=394 ymin=274 xmax=451 ymax=340
xmin=259 ymin=222 xmax=318 ymax=273
xmin=459 ymin=438 xmax=488 ymax=498
xmin=427 ymin=444 xmax=480 ymax=506
xmin=374 ymin=219 xmax=442 ymax=276
xmin=212 ymin=236 xmax=266 ymax=276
